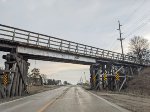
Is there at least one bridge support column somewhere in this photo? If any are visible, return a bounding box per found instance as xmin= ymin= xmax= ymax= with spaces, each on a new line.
xmin=90 ymin=64 xmax=102 ymax=90
xmin=90 ymin=65 xmax=94 ymax=89
xmin=90 ymin=64 xmax=100 ymax=90
xmin=0 ymin=53 xmax=29 ymax=98
xmin=90 ymin=63 xmax=138 ymax=91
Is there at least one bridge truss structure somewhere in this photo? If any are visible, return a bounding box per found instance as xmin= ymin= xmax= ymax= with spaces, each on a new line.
xmin=0 ymin=24 xmax=149 ymax=98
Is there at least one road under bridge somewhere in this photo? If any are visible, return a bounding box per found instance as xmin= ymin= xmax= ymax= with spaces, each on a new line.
xmin=0 ymin=24 xmax=149 ymax=98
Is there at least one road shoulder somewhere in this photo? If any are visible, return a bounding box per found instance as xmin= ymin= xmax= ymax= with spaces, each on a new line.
xmin=90 ymin=90 xmax=150 ymax=112
xmin=0 ymin=85 xmax=61 ymax=104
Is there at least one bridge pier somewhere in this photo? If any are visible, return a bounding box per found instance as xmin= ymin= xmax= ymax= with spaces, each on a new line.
xmin=90 ymin=63 xmax=138 ymax=91
xmin=0 ymin=53 xmax=29 ymax=98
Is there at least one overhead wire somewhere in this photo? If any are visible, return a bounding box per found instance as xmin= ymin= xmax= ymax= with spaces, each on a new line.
xmin=123 ymin=0 xmax=146 ymax=24
xmin=122 ymin=0 xmax=148 ymax=34
xmin=117 ymin=1 xmax=150 ymax=51
xmin=122 ymin=0 xmax=150 ymax=38
xmin=106 ymin=34 xmax=118 ymax=50
xmin=124 ymin=12 xmax=149 ymax=30
xmin=124 ymin=22 xmax=148 ymax=38
xmin=123 ymin=10 xmax=150 ymax=35
xmin=107 ymin=0 xmax=149 ymax=51
xmin=108 ymin=0 xmax=146 ymax=51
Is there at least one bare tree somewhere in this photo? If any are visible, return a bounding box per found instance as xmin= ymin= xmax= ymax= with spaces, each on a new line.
xmin=29 ymin=68 xmax=44 ymax=85
xmin=128 ymin=36 xmax=149 ymax=64
xmin=30 ymin=68 xmax=40 ymax=78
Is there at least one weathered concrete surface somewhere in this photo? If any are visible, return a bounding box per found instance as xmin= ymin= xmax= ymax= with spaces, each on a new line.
xmin=0 ymin=86 xmax=130 ymax=112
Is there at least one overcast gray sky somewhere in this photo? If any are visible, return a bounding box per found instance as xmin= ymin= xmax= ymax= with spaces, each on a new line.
xmin=0 ymin=0 xmax=150 ymax=84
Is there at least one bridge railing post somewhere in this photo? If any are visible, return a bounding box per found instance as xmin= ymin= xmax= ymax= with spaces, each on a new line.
xmin=112 ymin=53 xmax=114 ymax=59
xmin=95 ymin=48 xmax=99 ymax=57
xmin=59 ymin=40 xmax=63 ymax=51
xmin=84 ymin=46 xmax=87 ymax=55
xmin=117 ymin=54 xmax=119 ymax=60
xmin=68 ymin=42 xmax=70 ymax=52
xmin=27 ymin=33 xmax=30 ymax=43
xmin=107 ymin=51 xmax=110 ymax=58
xmin=12 ymin=29 xmax=15 ymax=41
xmin=75 ymin=43 xmax=78 ymax=53
xmin=121 ymin=54 xmax=124 ymax=61
xmin=102 ymin=50 xmax=104 ymax=57
xmin=90 ymin=47 xmax=93 ymax=56
xmin=36 ymin=34 xmax=39 ymax=45
xmin=48 ymin=37 xmax=51 ymax=48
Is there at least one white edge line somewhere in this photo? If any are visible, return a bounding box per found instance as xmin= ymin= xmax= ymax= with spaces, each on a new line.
xmin=0 ymin=86 xmax=64 ymax=106
xmin=88 ymin=91 xmax=131 ymax=112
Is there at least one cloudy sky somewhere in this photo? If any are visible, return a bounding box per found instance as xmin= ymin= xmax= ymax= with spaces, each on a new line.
xmin=0 ymin=0 xmax=150 ymax=84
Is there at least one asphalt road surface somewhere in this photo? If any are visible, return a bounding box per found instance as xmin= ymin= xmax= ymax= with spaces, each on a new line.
xmin=0 ymin=86 xmax=130 ymax=112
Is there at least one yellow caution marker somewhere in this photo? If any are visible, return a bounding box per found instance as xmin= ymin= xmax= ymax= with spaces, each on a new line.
xmin=103 ymin=72 xmax=107 ymax=81
xmin=115 ymin=72 xmax=120 ymax=81
xmin=2 ymin=73 xmax=8 ymax=86
xmin=93 ymin=75 xmax=96 ymax=82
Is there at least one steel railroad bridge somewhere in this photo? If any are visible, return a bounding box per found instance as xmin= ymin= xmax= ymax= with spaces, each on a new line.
xmin=0 ymin=24 xmax=149 ymax=98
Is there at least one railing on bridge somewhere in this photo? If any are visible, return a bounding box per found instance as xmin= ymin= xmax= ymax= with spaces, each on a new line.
xmin=0 ymin=24 xmax=149 ymax=65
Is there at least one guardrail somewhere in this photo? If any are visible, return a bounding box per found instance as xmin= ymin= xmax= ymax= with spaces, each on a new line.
xmin=0 ymin=24 xmax=149 ymax=65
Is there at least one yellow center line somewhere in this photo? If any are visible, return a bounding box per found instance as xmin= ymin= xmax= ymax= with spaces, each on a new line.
xmin=37 ymin=87 xmax=70 ymax=112
xmin=37 ymin=98 xmax=57 ymax=112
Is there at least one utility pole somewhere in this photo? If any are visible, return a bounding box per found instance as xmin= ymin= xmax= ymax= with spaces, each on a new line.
xmin=117 ymin=20 xmax=125 ymax=60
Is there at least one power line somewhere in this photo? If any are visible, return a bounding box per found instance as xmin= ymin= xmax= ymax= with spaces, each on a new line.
xmin=107 ymin=34 xmax=118 ymax=50
xmin=111 ymin=42 xmax=120 ymax=51
xmin=109 ymin=1 xmax=148 ymax=51
xmin=123 ymin=0 xmax=146 ymax=24
xmin=123 ymin=10 xmax=150 ymax=34
xmin=108 ymin=39 xmax=117 ymax=50
xmin=109 ymin=1 xmax=148 ymax=50
xmin=110 ymin=18 xmax=148 ymax=52
xmin=124 ymin=20 xmax=149 ymax=39
xmin=122 ymin=0 xmax=150 ymax=37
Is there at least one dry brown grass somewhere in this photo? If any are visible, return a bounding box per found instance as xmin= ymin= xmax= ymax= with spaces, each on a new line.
xmin=126 ymin=67 xmax=150 ymax=96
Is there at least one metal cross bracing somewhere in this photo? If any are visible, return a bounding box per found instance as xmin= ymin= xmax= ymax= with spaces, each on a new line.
xmin=90 ymin=63 xmax=138 ymax=91
xmin=0 ymin=24 xmax=149 ymax=66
